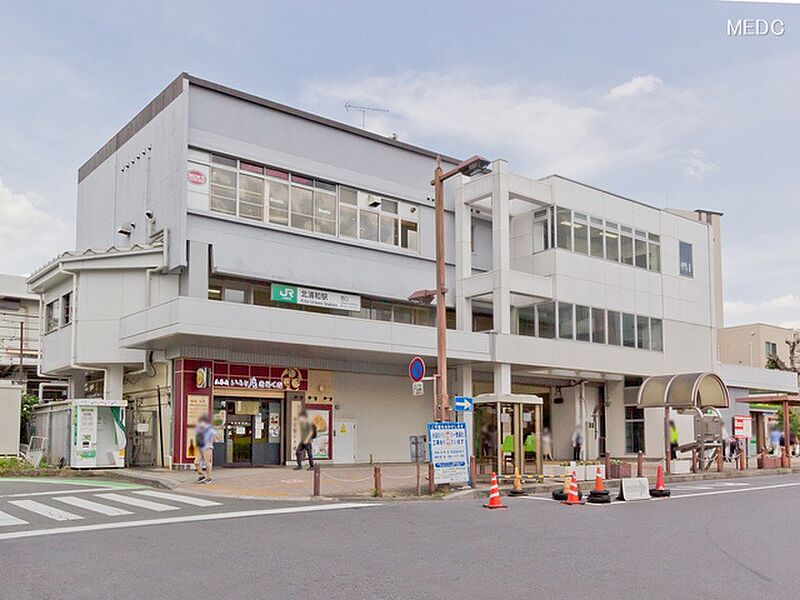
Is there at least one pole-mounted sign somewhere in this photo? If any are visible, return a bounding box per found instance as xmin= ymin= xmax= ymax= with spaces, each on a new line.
xmin=408 ymin=356 xmax=426 ymax=383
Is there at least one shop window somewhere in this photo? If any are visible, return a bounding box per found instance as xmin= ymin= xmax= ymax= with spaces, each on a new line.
xmin=575 ymin=305 xmax=590 ymax=341
xmin=622 ymin=313 xmax=636 ymax=348
xmin=209 ymin=167 xmax=237 ymax=216
xmin=679 ymin=241 xmax=694 ymax=277
xmin=625 ymin=406 xmax=645 ymax=453
xmin=313 ymin=190 xmax=337 ymax=235
xmin=238 ymin=174 xmax=265 ymax=221
xmin=637 ymin=316 xmax=650 ymax=350
xmin=607 ymin=311 xmax=621 ymax=346
xmin=558 ymin=302 xmax=574 ymax=340
xmin=532 ymin=302 xmax=553 ymax=339
xmin=591 ymin=307 xmax=605 ymax=344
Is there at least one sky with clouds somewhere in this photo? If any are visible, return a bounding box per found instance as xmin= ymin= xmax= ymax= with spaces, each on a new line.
xmin=0 ymin=0 xmax=798 ymax=328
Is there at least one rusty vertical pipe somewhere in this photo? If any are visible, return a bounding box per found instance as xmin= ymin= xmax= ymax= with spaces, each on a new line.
xmin=374 ymin=465 xmax=382 ymax=497
xmin=428 ymin=462 xmax=436 ymax=495
xmin=604 ymin=451 xmax=611 ymax=477
xmin=313 ymin=464 xmax=320 ymax=497
xmin=717 ymin=446 xmax=723 ymax=472
xmin=637 ymin=451 xmax=643 ymax=477
xmin=739 ymin=442 xmax=746 ymax=471
xmin=469 ymin=455 xmax=476 ymax=487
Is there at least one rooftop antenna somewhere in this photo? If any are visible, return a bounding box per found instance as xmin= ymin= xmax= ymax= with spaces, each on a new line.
xmin=345 ymin=102 xmax=389 ymax=130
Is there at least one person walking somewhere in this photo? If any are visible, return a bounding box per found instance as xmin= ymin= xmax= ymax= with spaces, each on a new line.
xmin=194 ymin=415 xmax=216 ymax=484
xmin=571 ymin=427 xmax=583 ymax=462
xmin=541 ymin=427 xmax=553 ymax=461
xmin=294 ymin=410 xmax=316 ymax=470
xmin=770 ymin=427 xmax=782 ymax=456
xmin=669 ymin=420 xmax=679 ymax=460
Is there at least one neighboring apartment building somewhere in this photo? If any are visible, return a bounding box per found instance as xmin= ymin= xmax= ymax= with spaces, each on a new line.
xmin=27 ymin=73 xmax=792 ymax=470
xmin=718 ymin=323 xmax=796 ymax=369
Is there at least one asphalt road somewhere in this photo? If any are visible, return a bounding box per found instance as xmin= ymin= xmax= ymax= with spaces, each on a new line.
xmin=2 ymin=474 xmax=800 ymax=599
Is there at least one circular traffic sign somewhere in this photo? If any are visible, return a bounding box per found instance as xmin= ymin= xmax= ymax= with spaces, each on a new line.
xmin=408 ymin=356 xmax=426 ymax=382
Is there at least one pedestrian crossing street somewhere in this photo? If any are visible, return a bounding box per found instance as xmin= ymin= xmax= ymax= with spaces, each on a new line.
xmin=0 ymin=489 xmax=221 ymax=528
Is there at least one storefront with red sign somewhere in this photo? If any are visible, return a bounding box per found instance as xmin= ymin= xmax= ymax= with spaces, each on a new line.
xmin=173 ymin=358 xmax=333 ymax=467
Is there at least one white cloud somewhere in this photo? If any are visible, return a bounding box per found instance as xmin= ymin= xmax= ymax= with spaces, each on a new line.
xmin=679 ymin=148 xmax=719 ymax=179
xmin=0 ymin=178 xmax=71 ymax=275
xmin=724 ymin=294 xmax=800 ymax=328
xmin=301 ymin=70 xmax=702 ymax=179
xmin=606 ymin=75 xmax=663 ymax=100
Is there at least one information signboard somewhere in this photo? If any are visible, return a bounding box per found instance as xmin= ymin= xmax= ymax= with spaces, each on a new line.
xmin=427 ymin=421 xmax=469 ymax=485
xmin=734 ymin=415 xmax=753 ymax=440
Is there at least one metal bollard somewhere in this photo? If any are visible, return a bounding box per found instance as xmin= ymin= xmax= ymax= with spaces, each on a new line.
xmin=313 ymin=464 xmax=321 ymax=497
xmin=604 ymin=451 xmax=611 ymax=476
xmin=374 ymin=465 xmax=382 ymax=498
xmin=469 ymin=456 xmax=476 ymax=487
xmin=739 ymin=446 xmax=746 ymax=471
xmin=691 ymin=449 xmax=698 ymax=473
xmin=428 ymin=463 xmax=436 ymax=495
xmin=717 ymin=448 xmax=723 ymax=472
xmin=637 ymin=451 xmax=643 ymax=477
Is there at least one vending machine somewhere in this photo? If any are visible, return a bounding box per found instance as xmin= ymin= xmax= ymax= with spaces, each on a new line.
xmin=70 ymin=398 xmax=127 ymax=468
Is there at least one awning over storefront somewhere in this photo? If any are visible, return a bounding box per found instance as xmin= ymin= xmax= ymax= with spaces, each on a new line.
xmin=637 ymin=372 xmax=730 ymax=409
xmin=473 ymin=393 xmax=543 ymax=406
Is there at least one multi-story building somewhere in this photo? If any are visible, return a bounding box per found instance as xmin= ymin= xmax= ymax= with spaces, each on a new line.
xmin=719 ymin=323 xmax=796 ymax=369
xmin=28 ymin=73 xmax=794 ymax=471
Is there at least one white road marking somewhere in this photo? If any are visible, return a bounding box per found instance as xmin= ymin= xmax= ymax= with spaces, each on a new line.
xmin=53 ymin=496 xmax=133 ymax=516
xmin=672 ymin=481 xmax=800 ymax=499
xmin=0 ymin=511 xmax=28 ymax=527
xmin=132 ymin=490 xmax=221 ymax=507
xmin=711 ymin=482 xmax=749 ymax=487
xmin=94 ymin=493 xmax=178 ymax=512
xmin=8 ymin=500 xmax=83 ymax=521
xmin=672 ymin=486 xmax=714 ymax=491
xmin=0 ymin=488 xmax=135 ymax=500
xmin=0 ymin=503 xmax=381 ymax=542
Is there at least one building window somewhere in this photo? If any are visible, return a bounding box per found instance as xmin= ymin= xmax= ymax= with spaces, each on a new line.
xmin=290 ymin=185 xmax=314 ymax=232
xmin=620 ymin=227 xmax=634 ymax=265
xmin=556 ymin=207 xmax=572 ymax=251
xmin=622 ymin=313 xmax=636 ymax=348
xmin=45 ymin=299 xmax=59 ymax=333
xmin=651 ymin=318 xmax=663 ymax=351
xmin=61 ymin=293 xmax=72 ymax=325
xmin=209 ymin=166 xmax=237 ymax=216
xmin=637 ymin=315 xmax=650 ymax=350
xmin=634 ymin=230 xmax=648 ymax=269
xmin=591 ymin=307 xmax=606 ymax=344
xmin=518 ymin=305 xmax=535 ymax=336
xmin=605 ymin=223 xmax=619 ymax=262
xmin=268 ymin=179 xmax=290 ymax=226
xmin=401 ymin=221 xmax=418 ymax=250
xmin=589 ymin=217 xmax=604 ymax=258
xmin=537 ymin=302 xmax=556 ymax=339
xmin=765 ymin=341 xmax=778 ymax=356
xmin=679 ymin=241 xmax=694 ymax=277
xmin=575 ymin=305 xmax=590 ymax=341
xmin=625 ymin=406 xmax=645 ymax=453
xmin=573 ymin=213 xmax=589 ymax=255
xmin=558 ymin=302 xmax=574 ymax=340
xmin=359 ymin=210 xmax=379 ymax=242
xmin=238 ymin=173 xmax=265 ymax=221
xmin=607 ymin=311 xmax=621 ymax=346
xmin=648 ymin=234 xmax=661 ymax=272
xmin=532 ymin=208 xmax=550 ymax=254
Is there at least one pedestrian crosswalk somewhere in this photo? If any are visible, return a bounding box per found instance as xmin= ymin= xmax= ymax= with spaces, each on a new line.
xmin=0 ymin=489 xmax=223 ymax=529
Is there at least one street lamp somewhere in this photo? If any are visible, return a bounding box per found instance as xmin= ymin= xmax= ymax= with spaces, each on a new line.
xmin=410 ymin=155 xmax=490 ymax=421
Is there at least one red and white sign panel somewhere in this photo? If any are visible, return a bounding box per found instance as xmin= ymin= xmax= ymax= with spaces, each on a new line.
xmin=734 ymin=415 xmax=752 ymax=440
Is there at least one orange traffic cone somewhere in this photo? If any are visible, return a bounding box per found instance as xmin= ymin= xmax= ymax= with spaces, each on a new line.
xmin=483 ymin=472 xmax=507 ymax=509
xmin=650 ymin=464 xmax=671 ymax=497
xmin=562 ymin=471 xmax=584 ymax=505
xmin=588 ymin=466 xmax=610 ymax=504
xmin=509 ymin=467 xmax=526 ymax=496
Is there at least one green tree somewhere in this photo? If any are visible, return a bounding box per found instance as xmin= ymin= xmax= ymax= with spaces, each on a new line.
xmin=19 ymin=393 xmax=39 ymax=442
xmin=776 ymin=407 xmax=800 ymax=437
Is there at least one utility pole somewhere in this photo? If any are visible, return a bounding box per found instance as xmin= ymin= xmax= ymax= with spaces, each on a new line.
xmin=18 ymin=321 xmax=24 ymax=388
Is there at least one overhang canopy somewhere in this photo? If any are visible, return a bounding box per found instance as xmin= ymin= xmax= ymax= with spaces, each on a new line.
xmin=637 ymin=372 xmax=729 ymax=409
xmin=473 ymin=393 xmax=543 ymax=406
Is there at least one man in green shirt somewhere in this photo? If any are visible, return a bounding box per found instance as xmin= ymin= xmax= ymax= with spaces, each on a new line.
xmin=293 ymin=410 xmax=316 ymax=470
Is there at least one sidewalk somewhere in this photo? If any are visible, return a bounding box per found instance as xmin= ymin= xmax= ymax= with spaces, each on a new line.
xmin=116 ymin=463 xmax=428 ymax=500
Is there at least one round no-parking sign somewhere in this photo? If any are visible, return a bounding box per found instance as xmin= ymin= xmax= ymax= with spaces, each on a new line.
xmin=408 ymin=356 xmax=426 ymax=382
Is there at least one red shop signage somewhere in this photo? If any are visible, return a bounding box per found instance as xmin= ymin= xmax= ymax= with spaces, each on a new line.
xmin=213 ymin=367 xmax=307 ymax=392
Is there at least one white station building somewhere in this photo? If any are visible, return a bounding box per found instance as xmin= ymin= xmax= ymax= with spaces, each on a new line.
xmin=28 ymin=73 xmax=795 ymax=471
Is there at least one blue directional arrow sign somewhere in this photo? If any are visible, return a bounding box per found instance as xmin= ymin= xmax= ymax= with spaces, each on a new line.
xmin=453 ymin=396 xmax=473 ymax=412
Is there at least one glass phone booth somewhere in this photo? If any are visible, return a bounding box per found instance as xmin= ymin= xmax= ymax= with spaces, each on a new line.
xmin=473 ymin=394 xmax=543 ymax=479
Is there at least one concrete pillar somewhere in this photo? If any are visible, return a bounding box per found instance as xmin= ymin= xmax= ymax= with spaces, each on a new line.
xmin=605 ymin=380 xmax=626 ymax=457
xmin=490 ymin=160 xmax=512 ymax=335
xmin=493 ymin=363 xmax=512 ymax=396
xmin=180 ymin=240 xmax=210 ymax=298
xmin=104 ymin=365 xmax=125 ymax=401
xmin=68 ymin=372 xmax=87 ymax=399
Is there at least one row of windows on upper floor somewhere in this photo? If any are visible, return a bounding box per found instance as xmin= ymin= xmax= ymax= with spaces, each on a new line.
xmin=207 ymin=278 xmax=662 ymax=352
xmin=530 ymin=206 xmax=695 ymax=278
xmin=187 ymin=148 xmax=420 ymax=252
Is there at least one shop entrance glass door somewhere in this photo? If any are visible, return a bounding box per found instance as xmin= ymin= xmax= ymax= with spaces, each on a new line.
xmin=226 ymin=415 xmax=253 ymax=465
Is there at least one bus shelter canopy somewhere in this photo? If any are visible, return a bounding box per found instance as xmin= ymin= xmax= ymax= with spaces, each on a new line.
xmin=637 ymin=372 xmax=729 ymax=409
xmin=473 ymin=393 xmax=543 ymax=406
